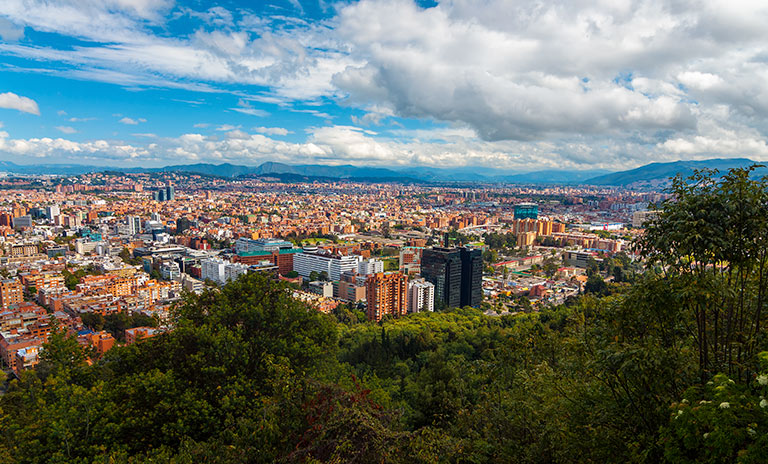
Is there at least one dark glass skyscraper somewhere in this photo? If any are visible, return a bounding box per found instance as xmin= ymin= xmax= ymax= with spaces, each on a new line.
xmin=421 ymin=247 xmax=462 ymax=309
xmin=422 ymin=246 xmax=482 ymax=309
xmin=460 ymin=247 xmax=483 ymax=307
xmin=153 ymin=186 xmax=175 ymax=202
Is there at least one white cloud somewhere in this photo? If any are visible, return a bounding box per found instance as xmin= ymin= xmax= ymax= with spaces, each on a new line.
xmin=0 ymin=92 xmax=40 ymax=115
xmin=2 ymin=1 xmax=768 ymax=167
xmin=193 ymin=123 xmax=209 ymax=128
xmin=0 ymin=124 xmax=730 ymax=171
xmin=230 ymin=107 xmax=270 ymax=117
xmin=55 ymin=126 xmax=76 ymax=134
xmin=119 ymin=117 xmax=145 ymax=125
xmin=0 ymin=17 xmax=23 ymax=41
xmin=253 ymin=127 xmax=290 ymax=136
xmin=216 ymin=124 xmax=239 ymax=131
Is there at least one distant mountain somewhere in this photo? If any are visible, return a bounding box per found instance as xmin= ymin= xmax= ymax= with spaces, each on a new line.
xmin=497 ymin=169 xmax=610 ymax=184
xmin=2 ymin=158 xmax=763 ymax=186
xmin=0 ymin=161 xmax=99 ymax=176
xmin=585 ymin=158 xmax=766 ymax=186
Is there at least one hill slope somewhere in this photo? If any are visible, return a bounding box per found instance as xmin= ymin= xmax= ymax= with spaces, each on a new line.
xmin=585 ymin=158 xmax=765 ymax=186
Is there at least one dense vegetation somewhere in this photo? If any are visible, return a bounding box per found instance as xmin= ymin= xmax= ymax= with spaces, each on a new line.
xmin=2 ymin=167 xmax=768 ymax=463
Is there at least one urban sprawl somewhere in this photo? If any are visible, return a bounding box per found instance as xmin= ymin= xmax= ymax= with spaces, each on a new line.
xmin=0 ymin=171 xmax=664 ymax=377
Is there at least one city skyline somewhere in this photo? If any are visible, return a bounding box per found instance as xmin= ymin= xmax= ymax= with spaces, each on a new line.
xmin=0 ymin=1 xmax=767 ymax=172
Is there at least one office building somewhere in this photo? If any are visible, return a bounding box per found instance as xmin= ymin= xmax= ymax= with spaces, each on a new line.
xmin=421 ymin=246 xmax=483 ymax=309
xmin=176 ymin=217 xmax=192 ymax=234
xmin=460 ymin=247 xmax=483 ymax=308
xmin=201 ymin=258 xmax=227 ymax=284
xmin=12 ymin=216 xmax=33 ymax=229
xmin=514 ymin=202 xmax=539 ymax=220
xmin=365 ymin=272 xmax=408 ymax=322
xmin=293 ymin=250 xmax=361 ymax=281
xmin=421 ymin=247 xmax=462 ymax=309
xmin=126 ymin=216 xmax=142 ymax=235
xmin=153 ymin=186 xmax=175 ymax=202
xmin=201 ymin=258 xmax=249 ymax=285
xmin=234 ymin=237 xmax=293 ymax=254
xmin=45 ymin=205 xmax=60 ymax=221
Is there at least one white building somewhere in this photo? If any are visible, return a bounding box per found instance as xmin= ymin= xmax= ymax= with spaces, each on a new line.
xmin=294 ymin=251 xmax=361 ymax=281
xmin=75 ymin=239 xmax=98 ymax=255
xmin=45 ymin=205 xmax=60 ymax=221
xmin=408 ymin=279 xmax=435 ymax=313
xmin=182 ymin=275 xmax=205 ymax=294
xmin=224 ymin=262 xmax=248 ymax=283
xmin=357 ymin=258 xmax=384 ymax=275
xmin=160 ymin=261 xmax=181 ymax=281
xmin=201 ymin=258 xmax=248 ymax=285
xmin=201 ymin=258 xmax=227 ymax=283
xmin=126 ymin=215 xmax=142 ymax=235
xmin=308 ymin=281 xmax=334 ymax=297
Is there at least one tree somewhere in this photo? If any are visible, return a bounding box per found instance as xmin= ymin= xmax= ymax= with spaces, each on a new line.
xmin=638 ymin=166 xmax=768 ymax=382
xmin=39 ymin=321 xmax=88 ymax=375
xmin=584 ymin=274 xmax=608 ymax=295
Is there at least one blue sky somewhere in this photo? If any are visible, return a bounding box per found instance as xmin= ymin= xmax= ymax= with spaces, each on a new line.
xmin=1 ymin=0 xmax=768 ymax=170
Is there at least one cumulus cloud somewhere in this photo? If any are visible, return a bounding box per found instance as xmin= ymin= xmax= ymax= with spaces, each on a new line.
xmin=2 ymin=0 xmax=768 ymax=167
xmin=0 ymin=92 xmax=40 ymax=115
xmin=0 ymin=124 xmax=739 ymax=171
xmin=0 ymin=17 xmax=23 ymax=41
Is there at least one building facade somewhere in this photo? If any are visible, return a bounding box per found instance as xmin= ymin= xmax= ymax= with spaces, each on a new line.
xmin=421 ymin=247 xmax=462 ymax=309
xmin=293 ymin=251 xmax=361 ymax=281
xmin=365 ymin=272 xmax=408 ymax=322
xmin=408 ymin=279 xmax=435 ymax=313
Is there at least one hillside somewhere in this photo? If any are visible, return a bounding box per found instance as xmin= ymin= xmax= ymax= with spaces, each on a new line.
xmin=585 ymin=158 xmax=765 ymax=186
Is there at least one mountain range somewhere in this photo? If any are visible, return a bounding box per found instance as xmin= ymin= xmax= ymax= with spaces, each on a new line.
xmin=0 ymin=158 xmax=764 ymax=186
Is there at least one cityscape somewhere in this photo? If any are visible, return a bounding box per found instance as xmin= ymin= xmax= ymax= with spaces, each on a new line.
xmin=2 ymin=0 xmax=768 ymax=463
xmin=1 ymin=170 xmax=662 ymax=376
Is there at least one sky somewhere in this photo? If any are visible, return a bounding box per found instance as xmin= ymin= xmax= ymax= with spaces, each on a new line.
xmin=0 ymin=0 xmax=768 ymax=171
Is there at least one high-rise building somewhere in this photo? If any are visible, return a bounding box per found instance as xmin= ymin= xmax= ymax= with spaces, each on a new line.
xmin=0 ymin=212 xmax=13 ymax=227
xmin=514 ymin=202 xmax=539 ymax=220
xmin=365 ymin=272 xmax=408 ymax=322
xmin=460 ymin=248 xmax=483 ymax=308
xmin=45 ymin=205 xmax=60 ymax=221
xmin=421 ymin=246 xmax=483 ymax=309
xmin=153 ymin=186 xmax=174 ymax=202
xmin=408 ymin=279 xmax=435 ymax=313
xmin=421 ymin=247 xmax=462 ymax=309
xmin=176 ymin=217 xmax=192 ymax=234
xmin=126 ymin=216 xmax=142 ymax=235
xmin=0 ymin=279 xmax=24 ymax=308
